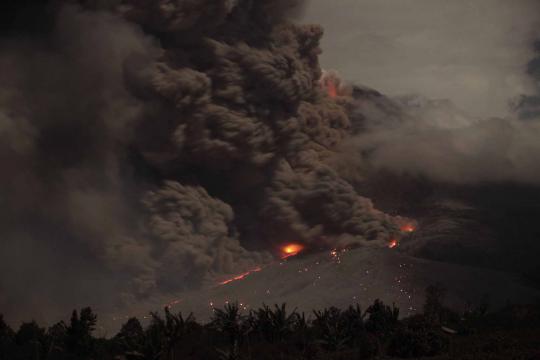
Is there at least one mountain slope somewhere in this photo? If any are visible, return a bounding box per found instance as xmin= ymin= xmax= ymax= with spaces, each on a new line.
xmin=108 ymin=246 xmax=539 ymax=332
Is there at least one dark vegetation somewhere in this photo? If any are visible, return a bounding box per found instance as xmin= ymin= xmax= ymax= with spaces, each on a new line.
xmin=1 ymin=286 xmax=539 ymax=360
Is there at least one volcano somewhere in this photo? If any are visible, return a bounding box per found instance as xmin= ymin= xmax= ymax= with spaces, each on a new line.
xmin=104 ymin=245 xmax=540 ymax=332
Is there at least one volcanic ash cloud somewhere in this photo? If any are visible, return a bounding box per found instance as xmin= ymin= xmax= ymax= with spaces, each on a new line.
xmin=121 ymin=0 xmax=400 ymax=256
xmin=0 ymin=0 xmax=401 ymax=317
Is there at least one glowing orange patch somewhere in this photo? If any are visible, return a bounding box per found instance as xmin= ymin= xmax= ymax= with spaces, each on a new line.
xmin=326 ymin=81 xmax=338 ymax=98
xmin=401 ymin=224 xmax=416 ymax=233
xmin=388 ymin=239 xmax=398 ymax=249
xmin=281 ymin=243 xmax=304 ymax=259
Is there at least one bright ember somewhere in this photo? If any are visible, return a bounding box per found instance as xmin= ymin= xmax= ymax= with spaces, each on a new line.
xmin=281 ymin=243 xmax=304 ymax=259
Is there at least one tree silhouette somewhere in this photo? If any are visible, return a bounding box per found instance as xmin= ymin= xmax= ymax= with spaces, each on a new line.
xmin=251 ymin=303 xmax=297 ymax=344
xmin=424 ymin=284 xmax=446 ymax=325
xmin=16 ymin=321 xmax=46 ymax=360
xmin=210 ymin=302 xmax=248 ymax=360
xmin=146 ymin=307 xmax=196 ymax=360
xmin=388 ymin=314 xmax=449 ymax=358
xmin=45 ymin=321 xmax=67 ymax=359
xmin=114 ymin=317 xmax=145 ymax=359
xmin=312 ymin=307 xmax=351 ymax=352
xmin=291 ymin=311 xmax=310 ymax=357
xmin=365 ymin=299 xmax=399 ymax=335
xmin=0 ymin=296 xmax=538 ymax=360
xmin=65 ymin=307 xmax=97 ymax=359
xmin=142 ymin=315 xmax=165 ymax=360
xmin=0 ymin=315 xmax=15 ymax=360
xmin=341 ymin=304 xmax=366 ymax=341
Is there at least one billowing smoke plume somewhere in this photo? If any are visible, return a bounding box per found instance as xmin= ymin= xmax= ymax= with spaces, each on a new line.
xmin=119 ymin=0 xmax=399 ymax=270
xmin=514 ymin=40 xmax=540 ymax=120
xmin=0 ymin=5 xmax=158 ymax=320
xmin=0 ymin=0 xmax=399 ymax=322
xmin=334 ymin=60 xmax=540 ymax=185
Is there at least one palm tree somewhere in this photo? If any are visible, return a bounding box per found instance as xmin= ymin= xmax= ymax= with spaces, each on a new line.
xmin=292 ymin=311 xmax=311 ymax=358
xmin=341 ymin=304 xmax=366 ymax=345
xmin=267 ymin=303 xmax=298 ymax=343
xmin=252 ymin=303 xmax=298 ymax=344
xmin=142 ymin=317 xmax=164 ymax=360
xmin=147 ymin=308 xmax=196 ymax=360
xmin=365 ymin=299 xmax=399 ymax=335
xmin=210 ymin=302 xmax=248 ymax=360
xmin=312 ymin=307 xmax=350 ymax=352
xmin=364 ymin=299 xmax=400 ymax=355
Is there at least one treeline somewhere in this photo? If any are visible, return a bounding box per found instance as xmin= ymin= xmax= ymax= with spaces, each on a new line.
xmin=1 ymin=286 xmax=539 ymax=360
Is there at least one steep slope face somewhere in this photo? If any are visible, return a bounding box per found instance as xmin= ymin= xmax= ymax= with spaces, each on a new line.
xmin=399 ymin=200 xmax=496 ymax=267
xmin=338 ymin=84 xmax=540 ymax=287
xmin=107 ymin=246 xmax=539 ymax=331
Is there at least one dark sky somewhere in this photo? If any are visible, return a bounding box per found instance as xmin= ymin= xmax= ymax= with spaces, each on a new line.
xmin=3 ymin=0 xmax=539 ymax=116
xmin=303 ymin=0 xmax=540 ymax=117
xmin=0 ymin=0 xmax=56 ymax=35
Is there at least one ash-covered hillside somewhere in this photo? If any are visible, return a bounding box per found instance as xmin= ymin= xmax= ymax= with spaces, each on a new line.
xmin=341 ymin=83 xmax=540 ymax=288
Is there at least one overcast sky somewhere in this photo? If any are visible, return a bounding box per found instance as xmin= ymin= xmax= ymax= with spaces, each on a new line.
xmin=303 ymin=0 xmax=540 ymax=117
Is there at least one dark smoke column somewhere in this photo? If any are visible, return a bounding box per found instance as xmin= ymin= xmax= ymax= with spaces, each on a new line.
xmin=113 ymin=0 xmax=399 ymax=293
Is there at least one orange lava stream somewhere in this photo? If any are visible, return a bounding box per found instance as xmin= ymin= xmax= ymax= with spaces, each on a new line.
xmin=218 ymin=267 xmax=262 ymax=286
xmin=217 ymin=243 xmax=305 ymax=286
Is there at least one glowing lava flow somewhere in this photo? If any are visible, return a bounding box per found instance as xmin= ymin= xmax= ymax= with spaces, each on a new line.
xmin=217 ymin=243 xmax=304 ymax=286
xmin=218 ymin=267 xmax=262 ymax=286
xmin=326 ymin=81 xmax=338 ymax=98
xmin=388 ymin=239 xmax=398 ymax=249
xmin=320 ymin=71 xmax=341 ymax=98
xmin=401 ymin=224 xmax=416 ymax=233
xmin=281 ymin=243 xmax=304 ymax=259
